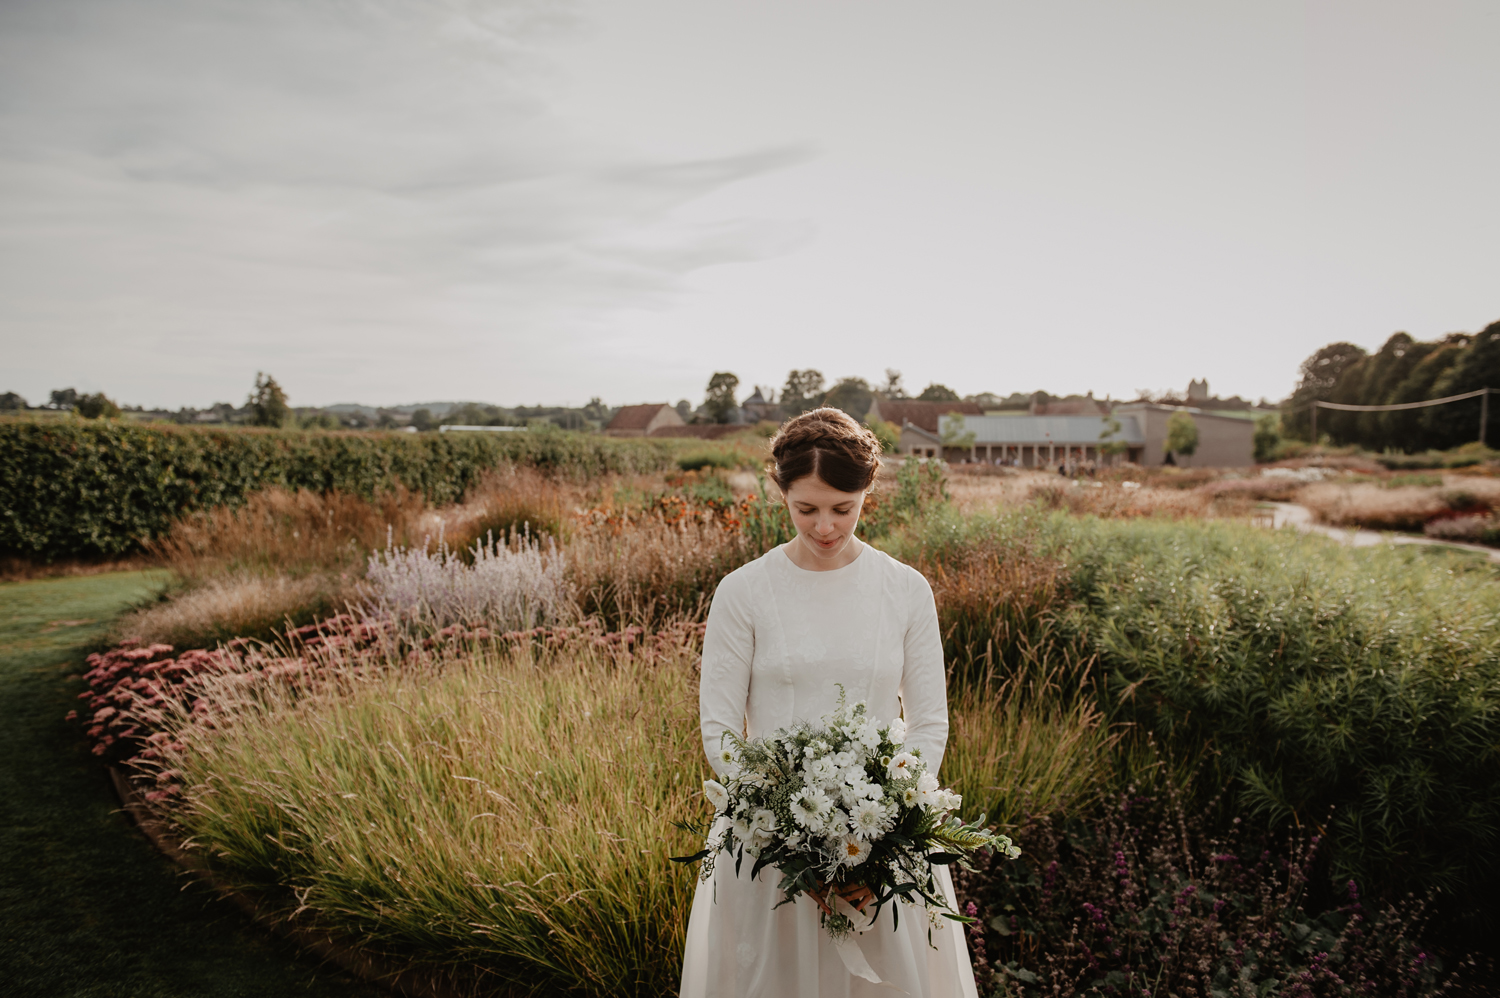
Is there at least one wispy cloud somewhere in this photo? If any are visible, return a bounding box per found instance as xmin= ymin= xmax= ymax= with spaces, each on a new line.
xmin=0 ymin=0 xmax=811 ymax=406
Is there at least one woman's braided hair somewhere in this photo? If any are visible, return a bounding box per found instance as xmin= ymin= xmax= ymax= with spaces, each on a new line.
xmin=768 ymin=407 xmax=883 ymax=494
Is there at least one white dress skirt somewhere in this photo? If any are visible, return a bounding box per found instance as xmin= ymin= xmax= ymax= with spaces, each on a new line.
xmin=680 ymin=543 xmax=980 ymax=998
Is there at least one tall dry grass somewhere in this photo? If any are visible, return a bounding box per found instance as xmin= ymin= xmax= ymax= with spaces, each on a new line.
xmin=568 ymin=515 xmax=752 ymax=628
xmin=148 ymin=486 xmax=432 ymax=580
xmin=149 ymin=636 xmax=713 ymax=997
xmin=944 ymin=670 xmax=1118 ymax=832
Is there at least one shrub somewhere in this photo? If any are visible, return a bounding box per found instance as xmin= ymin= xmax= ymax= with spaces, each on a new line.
xmin=958 ymin=786 xmax=1466 ymax=996
xmin=677 ymin=449 xmax=736 ymax=472
xmin=890 ymin=509 xmax=1500 ymax=922
xmin=1424 ymin=513 xmax=1500 ymax=545
xmin=0 ymin=422 xmax=683 ymax=560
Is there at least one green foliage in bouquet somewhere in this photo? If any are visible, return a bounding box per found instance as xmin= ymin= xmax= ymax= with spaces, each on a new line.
xmin=675 ymin=689 xmax=1018 ymax=938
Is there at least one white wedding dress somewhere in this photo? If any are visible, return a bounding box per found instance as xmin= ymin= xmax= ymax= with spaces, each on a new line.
xmin=680 ymin=543 xmax=980 ymax=998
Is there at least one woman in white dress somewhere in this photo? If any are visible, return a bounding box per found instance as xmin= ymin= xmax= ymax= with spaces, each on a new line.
xmin=680 ymin=408 xmax=980 ymax=998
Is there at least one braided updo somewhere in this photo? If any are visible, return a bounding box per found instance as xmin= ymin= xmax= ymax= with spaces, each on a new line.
xmin=768 ymin=407 xmax=884 ymax=494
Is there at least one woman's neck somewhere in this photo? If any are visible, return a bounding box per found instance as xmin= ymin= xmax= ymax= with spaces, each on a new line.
xmin=782 ymin=533 xmax=865 ymax=572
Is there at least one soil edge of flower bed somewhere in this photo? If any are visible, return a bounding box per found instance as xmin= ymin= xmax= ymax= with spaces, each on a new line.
xmin=108 ymin=765 xmax=476 ymax=998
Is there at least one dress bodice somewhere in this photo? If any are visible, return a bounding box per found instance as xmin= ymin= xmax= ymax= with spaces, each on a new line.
xmin=699 ymin=543 xmax=948 ymax=776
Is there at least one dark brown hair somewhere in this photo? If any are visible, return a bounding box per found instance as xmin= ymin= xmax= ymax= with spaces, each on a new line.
xmin=768 ymin=407 xmax=883 ymax=494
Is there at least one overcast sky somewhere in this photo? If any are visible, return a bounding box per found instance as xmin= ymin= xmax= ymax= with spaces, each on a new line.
xmin=2 ymin=0 xmax=1497 ymax=410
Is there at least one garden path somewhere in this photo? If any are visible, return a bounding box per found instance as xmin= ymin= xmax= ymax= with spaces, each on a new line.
xmin=0 ymin=570 xmax=384 ymax=998
xmin=1268 ymin=501 xmax=1500 ymax=563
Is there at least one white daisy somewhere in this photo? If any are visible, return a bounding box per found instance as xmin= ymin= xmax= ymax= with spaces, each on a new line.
xmin=838 ymin=834 xmax=873 ymax=867
xmin=854 ymin=720 xmax=881 ymax=750
xmin=886 ymin=717 xmax=906 ymax=745
xmin=851 ymin=798 xmax=894 ymax=840
xmin=790 ymin=786 xmax=831 ymax=829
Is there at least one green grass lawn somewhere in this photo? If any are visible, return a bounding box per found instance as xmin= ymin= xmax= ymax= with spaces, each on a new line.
xmin=0 ymin=571 xmax=384 ymax=998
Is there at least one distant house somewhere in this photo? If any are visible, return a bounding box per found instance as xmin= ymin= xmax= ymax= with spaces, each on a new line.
xmin=866 ymin=398 xmax=984 ymax=432
xmin=901 ymin=404 xmax=1253 ymax=468
xmin=740 ymin=388 xmax=781 ymax=424
xmin=604 ymin=403 xmax=685 ymax=437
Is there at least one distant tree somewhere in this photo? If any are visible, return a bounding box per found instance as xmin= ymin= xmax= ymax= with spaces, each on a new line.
xmin=1253 ymin=413 xmax=1281 ymax=463
xmin=409 ymin=407 xmax=435 ymax=432
xmin=939 ymin=412 xmax=975 ymax=452
xmin=1282 ymin=342 xmax=1367 ymax=441
xmin=0 ymin=391 xmax=26 ymax=411
xmin=1098 ymin=414 xmax=1129 ymax=458
xmin=823 ymin=377 xmax=873 ymax=419
xmin=1165 ymin=410 xmax=1199 ymax=459
xmin=781 ymin=369 xmax=826 ymax=417
xmin=1424 ymin=320 xmax=1500 ymax=448
xmin=299 ymin=410 xmax=338 ymax=430
xmin=48 ymin=388 xmax=79 ymax=410
xmin=675 ymin=399 xmax=693 ymax=421
xmin=703 ymin=372 xmax=740 ymax=423
xmin=376 ymin=411 xmax=399 ymax=429
xmin=918 ymin=383 xmax=960 ymax=402
xmin=75 ymin=393 xmax=121 ymax=419
xmin=881 ymin=368 xmax=907 ymax=399
xmin=247 ymin=372 xmax=291 ymax=427
xmin=866 ymin=418 xmax=900 ymax=454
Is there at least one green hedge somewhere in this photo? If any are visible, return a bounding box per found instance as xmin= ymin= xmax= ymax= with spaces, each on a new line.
xmin=0 ymin=422 xmax=681 ymax=560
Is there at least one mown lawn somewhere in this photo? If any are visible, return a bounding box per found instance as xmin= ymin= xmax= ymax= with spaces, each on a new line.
xmin=0 ymin=570 xmax=384 ymax=997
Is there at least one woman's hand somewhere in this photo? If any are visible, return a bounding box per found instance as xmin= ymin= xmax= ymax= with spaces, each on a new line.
xmin=809 ymin=881 xmax=875 ymax=917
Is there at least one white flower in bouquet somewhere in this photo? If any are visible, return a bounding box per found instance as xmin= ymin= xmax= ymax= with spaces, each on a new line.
xmin=887 ymin=752 xmax=921 ymax=780
xmin=675 ymin=687 xmax=1020 ymax=944
xmin=704 ymin=779 xmax=730 ymax=812
xmin=838 ymin=834 xmax=873 ymax=867
xmin=916 ymin=771 xmax=941 ymax=807
xmin=790 ymin=786 xmax=832 ymax=829
xmin=807 ymin=757 xmax=840 ymax=788
xmin=850 ymin=798 xmax=894 ymax=840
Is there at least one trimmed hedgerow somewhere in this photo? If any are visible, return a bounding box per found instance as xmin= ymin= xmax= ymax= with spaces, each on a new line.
xmin=0 ymin=422 xmax=681 ymax=560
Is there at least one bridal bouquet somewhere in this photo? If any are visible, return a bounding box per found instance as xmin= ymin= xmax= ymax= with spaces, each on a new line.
xmin=676 ymin=689 xmax=1019 ymax=938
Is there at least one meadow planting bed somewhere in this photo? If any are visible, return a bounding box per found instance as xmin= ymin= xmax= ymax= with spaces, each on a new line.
xmin=69 ymin=463 xmax=1498 ymax=996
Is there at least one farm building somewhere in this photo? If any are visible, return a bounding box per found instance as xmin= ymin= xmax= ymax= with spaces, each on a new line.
xmin=900 ymin=403 xmax=1254 ymax=468
xmin=603 ymin=403 xmax=684 ymax=437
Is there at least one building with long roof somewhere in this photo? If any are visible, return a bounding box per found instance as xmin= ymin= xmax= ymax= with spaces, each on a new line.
xmin=900 ymin=403 xmax=1253 ymax=468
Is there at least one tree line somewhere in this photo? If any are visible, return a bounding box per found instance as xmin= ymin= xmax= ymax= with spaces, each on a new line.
xmin=1283 ymin=318 xmax=1500 ymax=452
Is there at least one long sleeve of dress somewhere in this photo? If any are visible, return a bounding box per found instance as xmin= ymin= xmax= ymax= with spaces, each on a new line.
xmin=899 ymin=569 xmax=949 ymax=773
xmin=699 ymin=572 xmax=754 ymax=778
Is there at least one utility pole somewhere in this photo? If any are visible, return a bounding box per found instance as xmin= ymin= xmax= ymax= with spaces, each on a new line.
xmin=1310 ymin=401 xmax=1317 ymax=448
xmin=1482 ymin=388 xmax=1491 ymax=448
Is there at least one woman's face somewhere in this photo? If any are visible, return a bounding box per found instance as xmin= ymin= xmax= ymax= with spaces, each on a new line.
xmin=782 ymin=474 xmax=866 ymax=566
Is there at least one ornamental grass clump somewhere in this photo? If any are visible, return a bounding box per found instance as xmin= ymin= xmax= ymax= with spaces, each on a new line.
xmin=141 ymin=633 xmax=712 ymax=998
xmin=364 ymin=531 xmax=570 ymax=632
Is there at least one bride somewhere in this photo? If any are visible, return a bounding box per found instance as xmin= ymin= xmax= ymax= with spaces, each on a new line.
xmin=680 ymin=407 xmax=979 ymax=998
